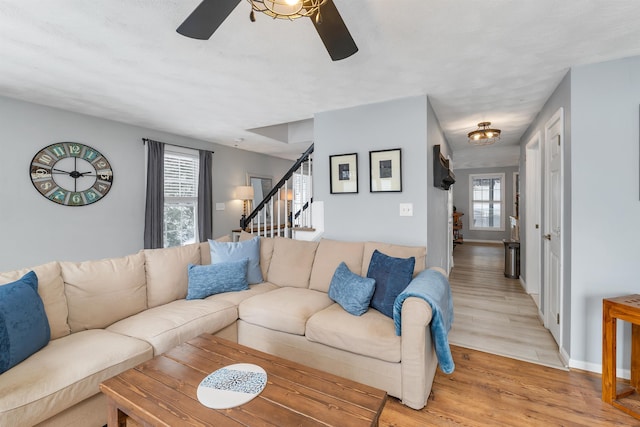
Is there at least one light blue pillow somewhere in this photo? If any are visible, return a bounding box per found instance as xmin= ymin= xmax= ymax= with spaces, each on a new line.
xmin=186 ymin=259 xmax=250 ymax=300
xmin=328 ymin=262 xmax=376 ymax=316
xmin=367 ymin=250 xmax=415 ymax=319
xmin=209 ymin=236 xmax=263 ymax=284
xmin=0 ymin=271 xmax=51 ymax=374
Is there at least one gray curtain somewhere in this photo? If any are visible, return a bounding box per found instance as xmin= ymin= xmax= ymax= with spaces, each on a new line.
xmin=143 ymin=139 xmax=165 ymax=249
xmin=198 ymin=150 xmax=213 ymax=242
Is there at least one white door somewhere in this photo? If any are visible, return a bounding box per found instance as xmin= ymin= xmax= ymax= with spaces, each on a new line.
xmin=543 ymin=108 xmax=563 ymax=345
xmin=525 ymin=132 xmax=542 ymax=301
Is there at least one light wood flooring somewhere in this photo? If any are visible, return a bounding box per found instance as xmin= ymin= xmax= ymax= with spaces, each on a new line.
xmin=378 ymin=242 xmax=637 ymax=425
xmin=448 ymin=242 xmax=565 ymax=369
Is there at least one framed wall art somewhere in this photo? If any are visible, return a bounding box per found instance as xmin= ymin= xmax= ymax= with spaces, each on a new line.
xmin=329 ymin=153 xmax=358 ymax=194
xmin=369 ymin=148 xmax=402 ymax=192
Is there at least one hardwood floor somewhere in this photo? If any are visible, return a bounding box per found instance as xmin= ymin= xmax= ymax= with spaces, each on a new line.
xmin=448 ymin=242 xmax=565 ymax=369
xmin=379 ymin=241 xmax=637 ymax=424
xmin=379 ymin=346 xmax=637 ymax=426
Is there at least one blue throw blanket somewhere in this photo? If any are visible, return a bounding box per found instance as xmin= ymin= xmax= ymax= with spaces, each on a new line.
xmin=393 ymin=269 xmax=455 ymax=374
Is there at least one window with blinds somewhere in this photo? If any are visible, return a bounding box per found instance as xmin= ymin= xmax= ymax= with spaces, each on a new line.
xmin=164 ymin=148 xmax=199 ymax=247
xmin=469 ymin=173 xmax=504 ymax=231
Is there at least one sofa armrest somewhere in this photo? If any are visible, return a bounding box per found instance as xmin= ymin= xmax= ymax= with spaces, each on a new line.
xmin=399 ymin=296 xmax=438 ymax=409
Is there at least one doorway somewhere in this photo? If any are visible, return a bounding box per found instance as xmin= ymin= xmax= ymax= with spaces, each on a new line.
xmin=525 ymin=132 xmax=542 ymax=305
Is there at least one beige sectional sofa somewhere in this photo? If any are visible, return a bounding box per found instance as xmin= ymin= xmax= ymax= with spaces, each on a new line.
xmin=0 ymin=235 xmax=444 ymax=426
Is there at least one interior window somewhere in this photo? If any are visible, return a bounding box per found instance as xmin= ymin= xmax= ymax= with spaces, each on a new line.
xmin=469 ymin=173 xmax=504 ymax=231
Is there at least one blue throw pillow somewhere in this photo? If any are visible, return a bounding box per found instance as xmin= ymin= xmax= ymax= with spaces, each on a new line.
xmin=186 ymin=259 xmax=250 ymax=300
xmin=328 ymin=262 xmax=376 ymax=316
xmin=0 ymin=271 xmax=51 ymax=374
xmin=209 ymin=236 xmax=263 ymax=284
xmin=367 ymin=250 xmax=415 ymax=318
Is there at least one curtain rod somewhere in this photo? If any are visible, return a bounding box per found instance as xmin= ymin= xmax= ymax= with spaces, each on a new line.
xmin=142 ymin=138 xmax=214 ymax=154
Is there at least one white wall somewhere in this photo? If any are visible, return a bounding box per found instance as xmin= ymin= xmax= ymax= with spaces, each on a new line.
xmin=314 ymin=95 xmax=452 ymax=271
xmin=570 ymin=56 xmax=640 ymax=372
xmin=0 ymin=96 xmax=291 ymax=271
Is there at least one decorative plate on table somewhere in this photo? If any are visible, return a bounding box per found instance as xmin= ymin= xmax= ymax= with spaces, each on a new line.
xmin=197 ymin=363 xmax=267 ymax=409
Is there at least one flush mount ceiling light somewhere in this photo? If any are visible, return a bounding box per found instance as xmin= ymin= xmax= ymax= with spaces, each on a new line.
xmin=249 ymin=0 xmax=326 ymax=21
xmin=467 ymin=122 xmax=501 ymax=146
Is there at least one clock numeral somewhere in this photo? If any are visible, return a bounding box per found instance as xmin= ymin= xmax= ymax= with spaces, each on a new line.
xmin=37 ymin=153 xmax=54 ymax=165
xmin=95 ymin=160 xmax=108 ymax=169
xmin=31 ymin=167 xmax=51 ymax=179
xmin=84 ymin=189 xmax=98 ymax=202
xmin=51 ymin=145 xmax=66 ymax=158
xmin=83 ymin=149 xmax=98 ymax=162
xmin=40 ymin=181 xmax=53 ymax=191
xmin=68 ymin=144 xmax=81 ymax=156
xmin=69 ymin=193 xmax=83 ymax=206
xmin=48 ymin=188 xmax=68 ymax=204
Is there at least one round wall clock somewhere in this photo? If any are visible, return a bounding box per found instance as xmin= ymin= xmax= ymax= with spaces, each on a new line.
xmin=29 ymin=142 xmax=114 ymax=206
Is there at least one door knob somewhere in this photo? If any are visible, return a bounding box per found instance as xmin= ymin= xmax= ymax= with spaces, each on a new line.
xmin=543 ymin=234 xmax=551 ymax=240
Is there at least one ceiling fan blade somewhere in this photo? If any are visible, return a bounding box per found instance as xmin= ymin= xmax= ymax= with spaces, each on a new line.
xmin=310 ymin=0 xmax=358 ymax=61
xmin=177 ymin=0 xmax=241 ymax=40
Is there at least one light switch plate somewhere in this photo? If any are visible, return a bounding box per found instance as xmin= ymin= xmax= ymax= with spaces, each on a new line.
xmin=215 ymin=203 xmax=225 ymax=211
xmin=399 ymin=203 xmax=413 ymax=217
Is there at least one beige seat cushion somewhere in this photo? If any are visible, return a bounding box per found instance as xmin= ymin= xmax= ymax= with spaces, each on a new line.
xmin=205 ymin=282 xmax=279 ymax=306
xmin=267 ymin=237 xmax=319 ymax=288
xmin=362 ymin=242 xmax=426 ymax=277
xmin=144 ymin=244 xmax=200 ymax=308
xmin=306 ymin=304 xmax=401 ymax=363
xmin=239 ymin=287 xmax=332 ymax=335
xmin=61 ymin=253 xmax=147 ymax=332
xmin=107 ymin=299 xmax=237 ymax=355
xmin=0 ymin=261 xmax=70 ymax=339
xmin=309 ymin=239 xmax=364 ymax=293
xmin=0 ymin=329 xmax=152 ymax=427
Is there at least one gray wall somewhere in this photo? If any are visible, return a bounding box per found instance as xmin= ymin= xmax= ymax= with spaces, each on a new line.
xmin=426 ymin=99 xmax=454 ymax=270
xmin=517 ymin=71 xmax=572 ymax=357
xmin=452 ymin=166 xmax=520 ymax=242
xmin=314 ymin=95 xmax=452 ymax=271
xmin=568 ymin=56 xmax=640 ymax=372
xmin=0 ymin=96 xmax=291 ymax=271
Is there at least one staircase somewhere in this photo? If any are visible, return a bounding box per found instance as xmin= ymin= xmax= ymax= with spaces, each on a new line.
xmin=241 ymin=144 xmax=320 ymax=240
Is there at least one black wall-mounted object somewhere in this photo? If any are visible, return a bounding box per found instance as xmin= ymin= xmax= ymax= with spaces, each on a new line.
xmin=433 ymin=145 xmax=456 ymax=190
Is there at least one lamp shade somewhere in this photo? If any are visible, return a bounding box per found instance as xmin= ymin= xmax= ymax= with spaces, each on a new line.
xmin=236 ymin=186 xmax=254 ymax=200
xmin=280 ymin=188 xmax=293 ymax=201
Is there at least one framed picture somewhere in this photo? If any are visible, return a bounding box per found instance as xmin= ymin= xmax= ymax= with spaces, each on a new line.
xmin=369 ymin=148 xmax=402 ymax=192
xmin=329 ymin=153 xmax=358 ymax=194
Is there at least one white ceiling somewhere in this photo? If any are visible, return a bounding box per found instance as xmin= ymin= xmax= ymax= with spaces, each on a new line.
xmin=2 ymin=1 xmax=640 ymax=168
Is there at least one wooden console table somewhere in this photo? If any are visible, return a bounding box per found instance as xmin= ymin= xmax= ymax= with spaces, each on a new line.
xmin=602 ymin=294 xmax=640 ymax=419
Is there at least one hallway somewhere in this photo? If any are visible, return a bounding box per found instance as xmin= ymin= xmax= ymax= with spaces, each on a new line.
xmin=448 ymin=242 xmax=566 ymax=369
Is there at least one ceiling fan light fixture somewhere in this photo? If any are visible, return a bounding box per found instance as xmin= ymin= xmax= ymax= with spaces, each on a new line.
xmin=248 ymin=0 xmax=327 ymax=20
xmin=468 ymin=121 xmax=501 ymax=146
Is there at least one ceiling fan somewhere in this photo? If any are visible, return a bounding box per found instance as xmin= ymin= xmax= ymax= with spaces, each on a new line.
xmin=177 ymin=0 xmax=358 ymax=61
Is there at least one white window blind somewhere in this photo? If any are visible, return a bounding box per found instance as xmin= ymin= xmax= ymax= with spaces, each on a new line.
xmin=469 ymin=173 xmax=504 ymax=231
xmin=163 ymin=148 xmax=199 ymax=247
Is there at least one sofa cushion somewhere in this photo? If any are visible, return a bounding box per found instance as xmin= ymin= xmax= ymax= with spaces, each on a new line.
xmin=362 ymin=241 xmax=426 ymax=277
xmin=0 ymin=271 xmax=51 ymax=374
xmin=239 ymin=287 xmax=332 ymax=335
xmin=309 ymin=239 xmax=364 ymax=293
xmin=0 ymin=329 xmax=152 ymax=427
xmin=209 ymin=236 xmax=262 ymax=284
xmin=186 ymin=259 xmax=249 ymax=299
xmin=267 ymin=238 xmax=319 ymax=288
xmin=0 ymin=262 xmax=70 ymax=340
xmin=106 ymin=299 xmax=237 ymax=355
xmin=328 ymin=263 xmax=375 ymax=316
xmin=367 ymin=250 xmax=415 ymax=319
xmin=61 ymin=252 xmax=147 ymax=332
xmin=205 ymin=282 xmax=279 ymax=306
xmin=199 ymin=235 xmax=231 ymax=265
xmin=144 ymin=243 xmax=200 ymax=308
xmin=306 ymin=303 xmax=401 ymax=363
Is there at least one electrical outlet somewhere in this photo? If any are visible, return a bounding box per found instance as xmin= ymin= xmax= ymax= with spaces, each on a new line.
xmin=399 ymin=203 xmax=413 ymax=217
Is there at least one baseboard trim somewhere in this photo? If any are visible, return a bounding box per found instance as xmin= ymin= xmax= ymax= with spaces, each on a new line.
xmin=462 ymin=239 xmax=503 ymax=244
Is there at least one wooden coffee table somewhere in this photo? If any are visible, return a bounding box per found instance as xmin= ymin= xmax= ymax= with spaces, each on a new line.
xmin=100 ymin=334 xmax=387 ymax=426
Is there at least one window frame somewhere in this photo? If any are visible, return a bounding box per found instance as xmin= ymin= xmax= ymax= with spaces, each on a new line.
xmin=469 ymin=172 xmax=505 ymax=232
xmin=163 ymin=146 xmax=199 ymax=248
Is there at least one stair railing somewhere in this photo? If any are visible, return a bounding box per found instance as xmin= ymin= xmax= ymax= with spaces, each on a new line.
xmin=241 ymin=144 xmax=314 ymax=238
